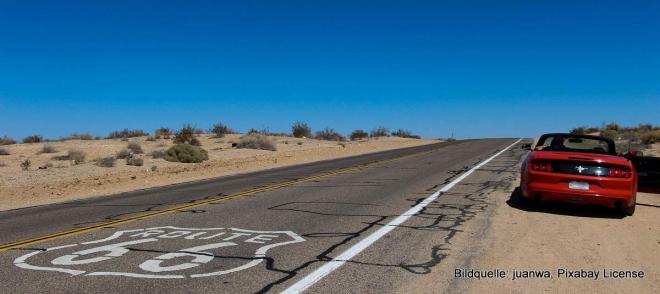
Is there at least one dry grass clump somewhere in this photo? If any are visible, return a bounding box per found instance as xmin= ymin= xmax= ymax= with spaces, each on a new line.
xmin=23 ymin=135 xmax=44 ymax=144
xmin=21 ymin=159 xmax=31 ymax=171
xmin=65 ymin=133 xmax=93 ymax=140
xmin=107 ymin=129 xmax=148 ymax=139
xmin=40 ymin=144 xmax=58 ymax=154
xmin=127 ymin=142 xmax=144 ymax=154
xmin=236 ymin=134 xmax=277 ymax=151
xmin=164 ymin=144 xmax=209 ymax=163
xmin=67 ymin=149 xmax=86 ymax=165
xmin=117 ymin=148 xmax=132 ymax=159
xmin=95 ymin=157 xmax=116 ymax=167
xmin=0 ymin=136 xmax=16 ymax=145
xmin=349 ymin=129 xmax=368 ymax=141
xmin=126 ymin=157 xmax=144 ymax=166
xmin=0 ymin=147 xmax=9 ymax=155
xmin=149 ymin=149 xmax=166 ymax=159
xmin=292 ymin=121 xmax=312 ymax=138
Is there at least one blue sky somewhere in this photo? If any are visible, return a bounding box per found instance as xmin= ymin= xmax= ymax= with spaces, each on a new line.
xmin=1 ymin=0 xmax=658 ymax=139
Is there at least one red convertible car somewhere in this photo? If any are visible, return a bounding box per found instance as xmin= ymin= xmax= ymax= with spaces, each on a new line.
xmin=520 ymin=133 xmax=637 ymax=215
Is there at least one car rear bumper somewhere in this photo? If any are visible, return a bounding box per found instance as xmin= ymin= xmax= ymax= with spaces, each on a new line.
xmin=522 ymin=171 xmax=636 ymax=208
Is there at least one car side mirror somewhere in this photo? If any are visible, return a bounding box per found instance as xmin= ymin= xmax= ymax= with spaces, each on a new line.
xmin=521 ymin=143 xmax=532 ymax=150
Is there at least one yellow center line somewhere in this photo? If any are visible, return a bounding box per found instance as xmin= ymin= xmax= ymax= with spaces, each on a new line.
xmin=0 ymin=144 xmax=448 ymax=253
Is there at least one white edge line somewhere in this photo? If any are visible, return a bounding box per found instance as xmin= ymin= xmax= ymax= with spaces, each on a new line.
xmin=282 ymin=139 xmax=522 ymax=293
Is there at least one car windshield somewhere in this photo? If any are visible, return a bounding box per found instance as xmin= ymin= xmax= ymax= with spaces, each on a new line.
xmin=535 ymin=135 xmax=615 ymax=155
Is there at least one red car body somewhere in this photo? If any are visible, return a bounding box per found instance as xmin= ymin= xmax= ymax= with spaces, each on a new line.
xmin=520 ymin=133 xmax=637 ymax=215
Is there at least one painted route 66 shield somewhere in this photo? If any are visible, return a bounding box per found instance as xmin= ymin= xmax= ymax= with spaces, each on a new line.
xmin=14 ymin=226 xmax=305 ymax=279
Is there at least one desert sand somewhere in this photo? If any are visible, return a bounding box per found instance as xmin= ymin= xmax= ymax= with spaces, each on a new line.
xmin=0 ymin=134 xmax=435 ymax=211
xmin=413 ymin=180 xmax=660 ymax=294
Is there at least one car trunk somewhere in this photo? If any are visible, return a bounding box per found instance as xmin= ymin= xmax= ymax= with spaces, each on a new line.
xmin=528 ymin=151 xmax=634 ymax=196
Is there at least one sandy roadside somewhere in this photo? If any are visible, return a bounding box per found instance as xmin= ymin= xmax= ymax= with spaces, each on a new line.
xmin=0 ymin=134 xmax=436 ymax=211
xmin=644 ymin=143 xmax=660 ymax=157
xmin=412 ymin=165 xmax=660 ymax=293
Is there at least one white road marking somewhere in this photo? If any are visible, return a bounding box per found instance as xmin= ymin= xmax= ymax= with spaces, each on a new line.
xmin=14 ymin=244 xmax=85 ymax=276
xmin=282 ymin=139 xmax=522 ymax=293
xmin=14 ymin=226 xmax=306 ymax=279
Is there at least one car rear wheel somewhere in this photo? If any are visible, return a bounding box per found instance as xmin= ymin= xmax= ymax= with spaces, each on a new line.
xmin=517 ymin=189 xmax=528 ymax=206
xmin=621 ymin=203 xmax=635 ymax=216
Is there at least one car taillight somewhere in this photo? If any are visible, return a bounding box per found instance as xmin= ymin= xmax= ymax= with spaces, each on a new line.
xmin=531 ymin=160 xmax=553 ymax=172
xmin=608 ymin=166 xmax=632 ymax=178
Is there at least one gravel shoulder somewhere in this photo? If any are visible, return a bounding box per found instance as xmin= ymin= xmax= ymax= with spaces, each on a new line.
xmin=412 ymin=156 xmax=660 ymax=294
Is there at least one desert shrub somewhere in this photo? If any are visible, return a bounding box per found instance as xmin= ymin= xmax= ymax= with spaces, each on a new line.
xmin=292 ymin=122 xmax=312 ymax=138
xmin=640 ymin=130 xmax=660 ymax=145
xmin=247 ymin=128 xmax=260 ymax=135
xmin=66 ymin=133 xmax=93 ymax=140
xmin=1 ymin=136 xmax=17 ymax=145
xmin=95 ymin=157 xmax=116 ymax=167
xmin=570 ymin=127 xmax=586 ymax=135
xmin=126 ymin=157 xmax=144 ymax=166
xmin=0 ymin=147 xmax=9 ymax=155
xmin=23 ymin=135 xmax=44 ymax=143
xmin=601 ymin=129 xmax=618 ymax=140
xmin=117 ymin=148 xmax=132 ymax=159
xmin=605 ymin=122 xmax=620 ymax=131
xmin=127 ymin=142 xmax=144 ymax=154
xmin=349 ymin=129 xmax=369 ymax=141
xmin=314 ymin=128 xmax=344 ymax=141
xmin=446 ymin=138 xmax=457 ymax=142
xmin=173 ymin=125 xmax=201 ymax=146
xmin=391 ymin=129 xmax=421 ymax=139
xmin=236 ymin=134 xmax=277 ymax=151
xmin=21 ymin=159 xmax=31 ymax=170
xmin=370 ymin=127 xmax=389 ymax=137
xmin=247 ymin=127 xmax=274 ymax=136
xmin=40 ymin=144 xmax=58 ymax=154
xmin=164 ymin=144 xmax=209 ymax=163
xmin=638 ymin=124 xmax=654 ymax=132
xmin=146 ymin=136 xmax=156 ymax=141
xmin=67 ymin=149 xmax=86 ymax=164
xmin=107 ymin=129 xmax=148 ymax=139
xmin=154 ymin=127 xmax=173 ymax=139
xmin=149 ymin=149 xmax=166 ymax=159
xmin=211 ymin=123 xmax=233 ymax=138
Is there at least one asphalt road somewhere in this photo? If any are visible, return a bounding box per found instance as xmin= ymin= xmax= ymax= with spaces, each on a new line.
xmin=0 ymin=138 xmax=521 ymax=293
